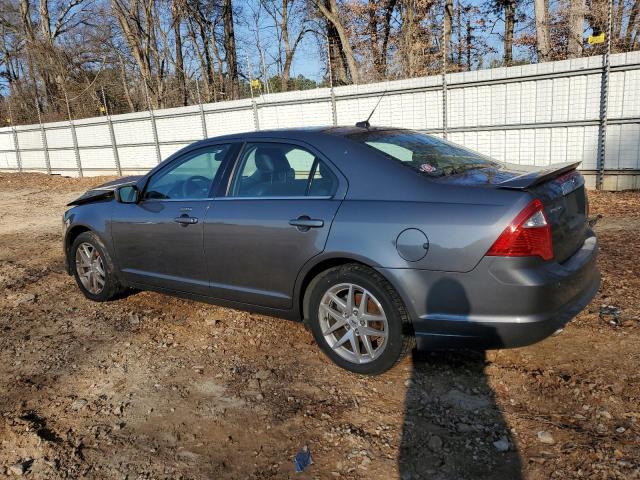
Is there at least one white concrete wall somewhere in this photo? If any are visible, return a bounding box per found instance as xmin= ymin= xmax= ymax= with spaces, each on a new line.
xmin=1 ymin=52 xmax=639 ymax=189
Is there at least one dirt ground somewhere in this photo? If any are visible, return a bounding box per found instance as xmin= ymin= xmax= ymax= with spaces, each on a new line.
xmin=0 ymin=172 xmax=638 ymax=480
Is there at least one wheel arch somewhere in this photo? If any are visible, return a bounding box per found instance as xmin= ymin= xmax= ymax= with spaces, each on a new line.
xmin=297 ymin=255 xmax=388 ymax=323
xmin=64 ymin=224 xmax=113 ymax=275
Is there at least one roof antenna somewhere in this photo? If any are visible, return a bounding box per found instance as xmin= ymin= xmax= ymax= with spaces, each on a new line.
xmin=355 ymin=91 xmax=387 ymax=129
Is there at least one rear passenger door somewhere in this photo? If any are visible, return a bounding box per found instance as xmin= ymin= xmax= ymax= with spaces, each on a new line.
xmin=204 ymin=140 xmax=346 ymax=309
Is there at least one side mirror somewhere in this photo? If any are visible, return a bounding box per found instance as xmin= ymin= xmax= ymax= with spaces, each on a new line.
xmin=115 ymin=185 xmax=139 ymax=204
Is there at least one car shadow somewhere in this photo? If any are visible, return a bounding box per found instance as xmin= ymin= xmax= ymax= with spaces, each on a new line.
xmin=398 ymin=278 xmax=523 ymax=479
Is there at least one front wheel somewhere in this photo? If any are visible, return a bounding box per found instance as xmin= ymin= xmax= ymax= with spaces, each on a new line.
xmin=71 ymin=231 xmax=124 ymax=302
xmin=307 ymin=264 xmax=414 ymax=375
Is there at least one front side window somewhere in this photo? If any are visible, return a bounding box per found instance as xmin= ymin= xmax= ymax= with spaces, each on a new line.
xmin=347 ymin=130 xmax=499 ymax=177
xmin=230 ymin=143 xmax=338 ymax=197
xmin=144 ymin=144 xmax=230 ymax=200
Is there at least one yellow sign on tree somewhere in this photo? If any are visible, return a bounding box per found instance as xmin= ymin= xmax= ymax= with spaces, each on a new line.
xmin=250 ymin=79 xmax=261 ymax=90
xmin=588 ymin=33 xmax=605 ymax=45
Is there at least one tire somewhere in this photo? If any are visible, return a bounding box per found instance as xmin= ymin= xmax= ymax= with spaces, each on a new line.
xmin=71 ymin=231 xmax=124 ymax=302
xmin=308 ymin=263 xmax=415 ymax=375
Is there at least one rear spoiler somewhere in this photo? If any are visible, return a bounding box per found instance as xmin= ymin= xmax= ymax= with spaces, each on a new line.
xmin=496 ymin=162 xmax=581 ymax=190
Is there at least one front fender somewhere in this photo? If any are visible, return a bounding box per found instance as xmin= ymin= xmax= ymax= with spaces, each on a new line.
xmin=63 ymin=201 xmax=114 ymax=274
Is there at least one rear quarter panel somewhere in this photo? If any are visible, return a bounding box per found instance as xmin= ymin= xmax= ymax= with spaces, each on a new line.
xmin=326 ymin=185 xmax=531 ymax=273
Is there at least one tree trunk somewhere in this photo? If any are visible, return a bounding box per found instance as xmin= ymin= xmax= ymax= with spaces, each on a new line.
xmin=534 ymin=0 xmax=551 ymax=61
xmin=18 ymin=0 xmax=41 ymax=104
xmin=326 ymin=22 xmax=348 ymax=85
xmin=625 ymin=0 xmax=639 ymax=49
xmin=111 ymin=0 xmax=157 ymax=106
xmin=316 ymin=0 xmax=360 ymax=84
xmin=281 ymin=27 xmax=305 ymax=92
xmin=222 ymin=0 xmax=239 ymax=99
xmin=567 ymin=0 xmax=584 ymax=58
xmin=401 ymin=1 xmax=416 ymax=77
xmin=504 ymin=0 xmax=515 ymax=65
xmin=379 ymin=0 xmax=396 ymax=77
xmin=466 ymin=16 xmax=472 ymax=70
xmin=172 ymin=1 xmax=187 ymax=106
xmin=444 ymin=0 xmax=453 ymax=62
xmin=456 ymin=2 xmax=463 ymax=67
xmin=368 ymin=0 xmax=382 ymax=79
xmin=118 ymin=56 xmax=136 ymax=112
xmin=20 ymin=0 xmax=60 ymax=113
xmin=280 ymin=0 xmax=291 ymax=91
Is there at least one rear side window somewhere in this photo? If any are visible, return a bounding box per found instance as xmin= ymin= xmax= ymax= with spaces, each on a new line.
xmin=347 ymin=130 xmax=498 ymax=177
xmin=230 ymin=143 xmax=338 ymax=198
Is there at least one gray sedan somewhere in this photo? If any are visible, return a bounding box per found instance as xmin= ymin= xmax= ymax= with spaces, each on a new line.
xmin=63 ymin=127 xmax=600 ymax=374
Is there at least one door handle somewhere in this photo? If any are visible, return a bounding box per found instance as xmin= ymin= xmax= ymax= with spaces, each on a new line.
xmin=174 ymin=215 xmax=199 ymax=226
xmin=289 ymin=216 xmax=324 ymax=232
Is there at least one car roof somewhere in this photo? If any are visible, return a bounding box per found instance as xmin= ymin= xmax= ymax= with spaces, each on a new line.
xmin=201 ymin=126 xmax=405 ymax=143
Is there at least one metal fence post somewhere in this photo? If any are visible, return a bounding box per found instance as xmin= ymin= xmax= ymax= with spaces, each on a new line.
xmin=195 ymin=78 xmax=208 ymax=139
xmin=145 ymin=83 xmax=162 ymax=164
xmin=7 ymin=103 xmax=23 ymax=172
xmin=64 ymin=92 xmax=83 ymax=177
xmin=35 ymin=99 xmax=51 ymax=174
xmin=329 ymin=89 xmax=338 ymax=127
xmin=251 ymin=99 xmax=260 ymax=131
xmin=441 ymin=10 xmax=448 ymax=140
xmin=596 ymin=0 xmax=613 ymax=190
xmin=102 ymin=87 xmax=122 ymax=176
xmin=246 ymin=56 xmax=261 ymax=131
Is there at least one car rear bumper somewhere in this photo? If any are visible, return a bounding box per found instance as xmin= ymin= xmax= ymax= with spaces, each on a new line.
xmin=378 ymin=233 xmax=600 ymax=350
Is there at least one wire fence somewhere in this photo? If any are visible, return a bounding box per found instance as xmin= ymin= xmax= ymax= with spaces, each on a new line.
xmin=1 ymin=51 xmax=639 ymax=191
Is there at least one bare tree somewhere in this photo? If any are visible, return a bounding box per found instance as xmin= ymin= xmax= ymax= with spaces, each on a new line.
xmin=491 ymin=0 xmax=517 ymax=65
xmin=315 ymin=0 xmax=360 ymax=83
xmin=222 ymin=0 xmax=239 ymax=98
xmin=366 ymin=0 xmax=397 ymax=79
xmin=444 ymin=0 xmax=453 ymax=60
xmin=172 ymin=0 xmax=187 ymax=105
xmin=624 ymin=0 xmax=639 ymax=48
xmin=567 ymin=0 xmax=585 ymax=58
xmin=111 ymin=0 xmax=167 ymax=107
xmin=397 ymin=0 xmax=440 ymax=78
xmin=261 ymin=0 xmax=309 ymax=91
xmin=534 ymin=0 xmax=551 ymax=61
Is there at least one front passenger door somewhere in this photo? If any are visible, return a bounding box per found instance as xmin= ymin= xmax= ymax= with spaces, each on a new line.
xmin=111 ymin=144 xmax=232 ymax=295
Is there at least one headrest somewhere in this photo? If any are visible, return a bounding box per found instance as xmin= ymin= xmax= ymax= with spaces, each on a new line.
xmin=255 ymin=147 xmax=290 ymax=173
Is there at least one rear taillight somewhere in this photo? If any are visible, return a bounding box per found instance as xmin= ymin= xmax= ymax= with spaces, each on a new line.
xmin=487 ymin=199 xmax=553 ymax=261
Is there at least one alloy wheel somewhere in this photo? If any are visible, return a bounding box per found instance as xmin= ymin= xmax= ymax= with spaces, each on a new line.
xmin=318 ymin=283 xmax=388 ymax=364
xmin=75 ymin=242 xmax=106 ymax=294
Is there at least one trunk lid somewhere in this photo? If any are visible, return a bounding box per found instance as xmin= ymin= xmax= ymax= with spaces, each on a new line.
xmin=432 ymin=162 xmax=589 ymax=263
xmin=526 ymin=169 xmax=589 ymax=263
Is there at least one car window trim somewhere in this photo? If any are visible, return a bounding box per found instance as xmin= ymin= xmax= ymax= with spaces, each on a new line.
xmin=223 ymin=139 xmax=340 ymax=200
xmin=140 ymin=143 xmax=236 ymax=201
xmin=305 ymin=158 xmax=319 ymax=196
xmin=214 ymin=195 xmax=333 ymax=201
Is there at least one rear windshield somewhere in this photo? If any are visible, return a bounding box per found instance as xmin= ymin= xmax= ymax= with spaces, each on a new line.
xmin=347 ymin=130 xmax=499 ymax=177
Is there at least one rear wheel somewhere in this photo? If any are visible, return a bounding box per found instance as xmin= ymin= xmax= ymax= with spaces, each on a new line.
xmin=71 ymin=231 xmax=124 ymax=301
xmin=308 ymin=264 xmax=414 ymax=375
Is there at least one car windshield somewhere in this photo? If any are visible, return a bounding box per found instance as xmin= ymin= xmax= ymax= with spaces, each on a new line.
xmin=347 ymin=130 xmax=499 ymax=177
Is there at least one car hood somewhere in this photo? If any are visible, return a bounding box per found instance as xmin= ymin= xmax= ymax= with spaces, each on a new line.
xmin=67 ymin=175 xmax=143 ymax=206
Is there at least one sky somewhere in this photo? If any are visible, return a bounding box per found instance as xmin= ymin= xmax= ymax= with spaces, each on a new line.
xmin=234 ymin=0 xmax=326 ymax=82
xmin=232 ymin=0 xmax=534 ymax=83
